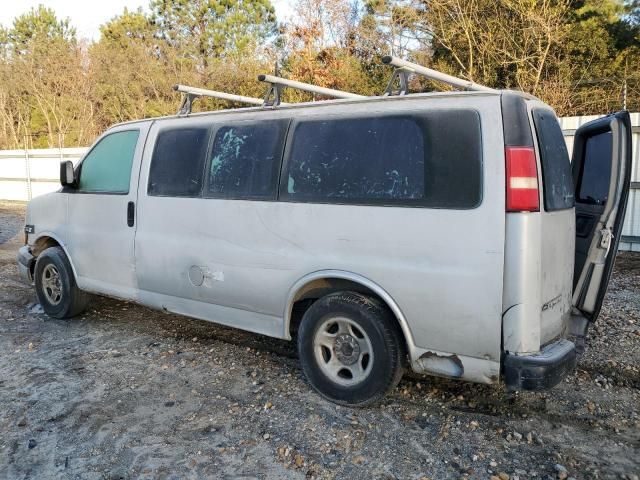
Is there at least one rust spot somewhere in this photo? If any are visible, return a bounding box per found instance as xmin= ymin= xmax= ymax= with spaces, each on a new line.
xmin=417 ymin=351 xmax=464 ymax=378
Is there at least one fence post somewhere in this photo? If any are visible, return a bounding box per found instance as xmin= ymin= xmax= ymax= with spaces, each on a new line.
xmin=24 ymin=136 xmax=32 ymax=201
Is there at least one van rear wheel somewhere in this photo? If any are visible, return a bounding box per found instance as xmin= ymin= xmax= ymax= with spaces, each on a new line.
xmin=297 ymin=291 xmax=405 ymax=406
xmin=34 ymin=246 xmax=89 ymax=319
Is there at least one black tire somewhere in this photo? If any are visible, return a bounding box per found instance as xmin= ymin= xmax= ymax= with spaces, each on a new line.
xmin=297 ymin=291 xmax=405 ymax=406
xmin=34 ymin=246 xmax=90 ymax=319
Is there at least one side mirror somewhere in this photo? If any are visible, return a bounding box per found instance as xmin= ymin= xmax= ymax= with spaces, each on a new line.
xmin=60 ymin=160 xmax=76 ymax=187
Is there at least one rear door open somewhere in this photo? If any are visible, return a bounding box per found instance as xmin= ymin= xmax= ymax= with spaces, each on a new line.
xmin=572 ymin=111 xmax=632 ymax=322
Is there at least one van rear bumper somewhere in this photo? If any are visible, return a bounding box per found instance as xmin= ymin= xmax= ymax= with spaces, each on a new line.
xmin=503 ymin=339 xmax=576 ymax=391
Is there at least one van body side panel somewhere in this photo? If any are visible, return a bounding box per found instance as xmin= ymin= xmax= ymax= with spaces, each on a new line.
xmin=502 ymin=211 xmax=574 ymax=353
xmin=134 ymin=95 xmax=505 ymax=380
xmin=539 ymin=210 xmax=574 ymax=343
xmin=502 ymin=213 xmax=542 ymax=353
xmin=137 ymin=288 xmax=283 ymax=338
xmin=503 ymin=101 xmax=574 ymax=355
xmin=529 ymin=102 xmax=575 ymax=347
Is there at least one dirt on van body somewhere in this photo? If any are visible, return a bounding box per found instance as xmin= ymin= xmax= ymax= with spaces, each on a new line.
xmin=0 ymin=200 xmax=638 ymax=480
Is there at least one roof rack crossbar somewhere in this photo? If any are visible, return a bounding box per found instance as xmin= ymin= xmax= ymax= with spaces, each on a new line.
xmin=382 ymin=56 xmax=496 ymax=93
xmin=173 ymin=84 xmax=271 ymax=115
xmin=257 ymin=74 xmax=365 ymax=102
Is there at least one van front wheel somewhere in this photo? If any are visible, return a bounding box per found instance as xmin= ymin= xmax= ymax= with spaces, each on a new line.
xmin=297 ymin=291 xmax=405 ymax=406
xmin=34 ymin=246 xmax=89 ymax=319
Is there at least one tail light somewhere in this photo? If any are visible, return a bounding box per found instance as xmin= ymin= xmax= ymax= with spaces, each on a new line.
xmin=505 ymin=146 xmax=540 ymax=212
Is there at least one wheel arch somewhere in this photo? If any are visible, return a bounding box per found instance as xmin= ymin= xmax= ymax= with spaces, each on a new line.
xmin=284 ymin=270 xmax=416 ymax=356
xmin=32 ymin=232 xmax=79 ymax=281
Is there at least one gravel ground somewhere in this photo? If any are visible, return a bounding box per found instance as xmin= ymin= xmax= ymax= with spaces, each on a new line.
xmin=0 ymin=200 xmax=638 ymax=480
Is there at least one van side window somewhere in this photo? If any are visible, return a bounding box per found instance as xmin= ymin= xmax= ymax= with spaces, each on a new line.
xmin=78 ymin=130 xmax=139 ymax=193
xmin=281 ymin=111 xmax=482 ymax=208
xmin=576 ymin=131 xmax=613 ymax=205
xmin=532 ymin=109 xmax=574 ymax=211
xmin=148 ymin=127 xmax=210 ymax=197
xmin=206 ymin=120 xmax=288 ymax=199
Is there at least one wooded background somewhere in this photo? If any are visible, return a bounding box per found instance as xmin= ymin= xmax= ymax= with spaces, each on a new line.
xmin=1 ymin=0 xmax=639 ymax=149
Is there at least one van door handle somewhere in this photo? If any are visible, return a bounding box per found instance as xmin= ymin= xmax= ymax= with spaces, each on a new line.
xmin=127 ymin=201 xmax=135 ymax=227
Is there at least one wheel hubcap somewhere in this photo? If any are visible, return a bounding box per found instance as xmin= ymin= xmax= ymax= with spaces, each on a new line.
xmin=313 ymin=317 xmax=373 ymax=386
xmin=41 ymin=264 xmax=62 ymax=305
xmin=334 ymin=334 xmax=360 ymax=365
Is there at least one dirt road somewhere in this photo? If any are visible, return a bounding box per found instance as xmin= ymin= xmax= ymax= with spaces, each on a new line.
xmin=0 ymin=201 xmax=638 ymax=479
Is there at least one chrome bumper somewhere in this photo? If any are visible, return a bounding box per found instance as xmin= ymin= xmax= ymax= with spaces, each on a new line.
xmin=17 ymin=245 xmax=35 ymax=285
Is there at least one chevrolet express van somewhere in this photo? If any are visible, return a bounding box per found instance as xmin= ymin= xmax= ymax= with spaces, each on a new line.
xmin=17 ymin=91 xmax=632 ymax=405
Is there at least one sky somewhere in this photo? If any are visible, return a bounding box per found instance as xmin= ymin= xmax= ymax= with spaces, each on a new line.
xmin=0 ymin=0 xmax=294 ymax=41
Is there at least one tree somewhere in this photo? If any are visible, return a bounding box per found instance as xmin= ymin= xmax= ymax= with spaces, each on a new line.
xmin=151 ymin=0 xmax=277 ymax=69
xmin=90 ymin=9 xmax=184 ymax=127
xmin=0 ymin=6 xmax=93 ymax=148
xmin=99 ymin=7 xmax=157 ymax=46
xmin=90 ymin=5 xmax=274 ymax=124
xmin=280 ymin=0 xmax=386 ymax=99
xmin=7 ymin=4 xmax=76 ymax=56
xmin=400 ymin=0 xmax=639 ymax=114
xmin=1 ymin=0 xmax=640 ymax=150
xmin=358 ymin=0 xmax=428 ymax=58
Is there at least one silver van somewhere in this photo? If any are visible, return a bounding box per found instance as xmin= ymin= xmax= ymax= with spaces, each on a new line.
xmin=16 ymin=82 xmax=632 ymax=405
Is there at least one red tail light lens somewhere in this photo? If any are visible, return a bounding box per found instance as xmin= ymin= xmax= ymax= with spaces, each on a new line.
xmin=505 ymin=146 xmax=540 ymax=212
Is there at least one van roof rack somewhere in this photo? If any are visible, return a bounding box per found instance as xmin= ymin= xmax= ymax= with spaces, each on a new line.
xmin=174 ymin=58 xmax=501 ymax=116
xmin=381 ymin=56 xmax=496 ymax=94
xmin=257 ymin=74 xmax=365 ymax=106
xmin=173 ymin=84 xmax=286 ymax=115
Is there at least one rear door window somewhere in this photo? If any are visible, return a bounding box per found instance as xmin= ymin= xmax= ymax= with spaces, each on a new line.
xmin=281 ymin=110 xmax=482 ymax=208
xmin=78 ymin=130 xmax=139 ymax=193
xmin=206 ymin=120 xmax=288 ymax=199
xmin=576 ymin=131 xmax=613 ymax=205
xmin=148 ymin=127 xmax=210 ymax=197
xmin=532 ymin=109 xmax=574 ymax=210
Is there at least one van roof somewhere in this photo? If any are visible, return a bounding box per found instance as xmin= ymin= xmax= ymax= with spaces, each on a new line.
xmin=111 ymin=89 xmax=541 ymax=129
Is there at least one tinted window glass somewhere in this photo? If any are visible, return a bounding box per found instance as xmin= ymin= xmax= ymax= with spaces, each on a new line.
xmin=532 ymin=109 xmax=574 ymax=211
xmin=207 ymin=120 xmax=288 ymax=199
xmin=576 ymin=131 xmax=612 ymax=205
xmin=148 ymin=127 xmax=210 ymax=197
xmin=282 ymin=110 xmax=482 ymax=208
xmin=78 ymin=130 xmax=139 ymax=193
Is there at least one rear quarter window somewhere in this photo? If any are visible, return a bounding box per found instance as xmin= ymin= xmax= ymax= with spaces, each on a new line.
xmin=532 ymin=109 xmax=574 ymax=211
xmin=281 ymin=110 xmax=482 ymax=209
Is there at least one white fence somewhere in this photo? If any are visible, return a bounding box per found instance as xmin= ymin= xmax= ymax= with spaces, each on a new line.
xmin=1 ymin=113 xmax=639 ymax=251
xmin=0 ymin=147 xmax=86 ymax=201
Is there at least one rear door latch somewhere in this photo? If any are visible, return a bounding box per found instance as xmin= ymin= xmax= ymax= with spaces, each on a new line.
xmin=599 ymin=228 xmax=613 ymax=253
